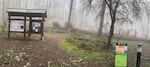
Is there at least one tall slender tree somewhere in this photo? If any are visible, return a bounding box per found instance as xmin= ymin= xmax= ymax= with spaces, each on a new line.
xmin=142 ymin=1 xmax=150 ymax=39
xmin=67 ymin=0 xmax=74 ymax=32
xmin=98 ymin=0 xmax=106 ymax=37
xmin=2 ymin=0 xmax=5 ymax=32
xmin=26 ymin=0 xmax=28 ymax=9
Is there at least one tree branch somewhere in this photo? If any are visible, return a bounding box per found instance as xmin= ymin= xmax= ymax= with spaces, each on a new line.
xmin=104 ymin=0 xmax=113 ymax=20
xmin=114 ymin=0 xmax=120 ymax=14
xmin=113 ymin=0 xmax=120 ymax=22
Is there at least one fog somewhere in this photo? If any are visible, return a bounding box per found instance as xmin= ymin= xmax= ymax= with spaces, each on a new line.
xmin=0 ymin=0 xmax=150 ymax=39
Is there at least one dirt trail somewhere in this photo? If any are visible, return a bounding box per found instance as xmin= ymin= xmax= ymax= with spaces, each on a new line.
xmin=1 ymin=33 xmax=150 ymax=67
xmin=0 ymin=33 xmax=68 ymax=67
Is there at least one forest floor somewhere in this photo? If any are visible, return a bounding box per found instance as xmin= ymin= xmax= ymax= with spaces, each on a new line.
xmin=0 ymin=33 xmax=69 ymax=67
xmin=0 ymin=32 xmax=149 ymax=67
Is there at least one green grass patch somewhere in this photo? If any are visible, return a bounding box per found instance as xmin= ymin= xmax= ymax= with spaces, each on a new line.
xmin=59 ymin=33 xmax=114 ymax=66
xmin=60 ymin=39 xmax=101 ymax=60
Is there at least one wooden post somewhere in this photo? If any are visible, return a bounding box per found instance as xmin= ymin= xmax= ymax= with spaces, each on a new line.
xmin=24 ymin=16 xmax=26 ymax=39
xmin=28 ymin=16 xmax=32 ymax=39
xmin=41 ymin=16 xmax=45 ymax=40
xmin=8 ymin=16 xmax=10 ymax=38
xmin=40 ymin=22 xmax=43 ymax=40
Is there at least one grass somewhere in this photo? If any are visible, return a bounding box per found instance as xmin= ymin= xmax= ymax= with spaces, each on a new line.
xmin=0 ymin=49 xmax=32 ymax=66
xmin=59 ymin=33 xmax=114 ymax=67
xmin=60 ymin=39 xmax=101 ymax=60
xmin=59 ymin=32 xmax=150 ymax=67
xmin=59 ymin=32 xmax=114 ymax=60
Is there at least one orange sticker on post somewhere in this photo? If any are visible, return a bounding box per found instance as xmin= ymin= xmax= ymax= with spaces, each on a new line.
xmin=116 ymin=46 xmax=125 ymax=54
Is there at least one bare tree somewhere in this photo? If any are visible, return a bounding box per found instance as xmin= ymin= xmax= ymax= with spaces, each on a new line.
xmin=2 ymin=0 xmax=6 ymax=32
xmin=144 ymin=1 xmax=150 ymax=39
xmin=82 ymin=0 xmax=105 ymax=37
xmin=131 ymin=0 xmax=142 ymax=20
xmin=104 ymin=0 xmax=120 ymax=47
xmin=104 ymin=0 xmax=144 ymax=47
xmin=98 ymin=0 xmax=106 ymax=37
xmin=67 ymin=0 xmax=74 ymax=32
xmin=147 ymin=12 xmax=150 ymax=39
xmin=26 ymin=0 xmax=28 ymax=9
xmin=83 ymin=0 xmax=144 ymax=48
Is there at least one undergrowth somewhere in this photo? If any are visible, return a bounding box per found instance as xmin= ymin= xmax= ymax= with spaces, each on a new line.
xmin=0 ymin=49 xmax=32 ymax=67
xmin=59 ymin=32 xmax=114 ymax=67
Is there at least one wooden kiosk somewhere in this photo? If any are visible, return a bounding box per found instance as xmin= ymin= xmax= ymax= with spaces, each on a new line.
xmin=7 ymin=8 xmax=47 ymax=40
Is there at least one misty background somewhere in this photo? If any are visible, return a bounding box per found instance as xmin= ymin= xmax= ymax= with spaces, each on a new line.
xmin=0 ymin=0 xmax=150 ymax=39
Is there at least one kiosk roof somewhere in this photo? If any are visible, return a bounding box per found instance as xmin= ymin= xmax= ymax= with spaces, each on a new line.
xmin=7 ymin=8 xmax=47 ymax=13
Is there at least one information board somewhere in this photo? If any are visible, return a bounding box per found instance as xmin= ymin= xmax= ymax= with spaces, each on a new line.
xmin=32 ymin=22 xmax=41 ymax=33
xmin=115 ymin=44 xmax=127 ymax=67
xmin=10 ymin=20 xmax=24 ymax=32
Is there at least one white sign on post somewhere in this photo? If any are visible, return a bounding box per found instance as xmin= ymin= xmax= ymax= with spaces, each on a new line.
xmin=32 ymin=22 xmax=41 ymax=33
xmin=10 ymin=20 xmax=24 ymax=32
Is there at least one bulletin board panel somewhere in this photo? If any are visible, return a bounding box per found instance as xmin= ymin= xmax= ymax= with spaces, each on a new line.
xmin=10 ymin=20 xmax=25 ymax=32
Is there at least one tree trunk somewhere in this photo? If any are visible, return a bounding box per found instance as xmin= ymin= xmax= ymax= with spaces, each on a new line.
xmin=105 ymin=0 xmax=120 ymax=48
xmin=146 ymin=14 xmax=149 ymax=39
xmin=2 ymin=0 xmax=5 ymax=32
xmin=67 ymin=0 xmax=73 ymax=32
xmin=107 ymin=21 xmax=115 ymax=48
xmin=98 ymin=0 xmax=106 ymax=37
xmin=26 ymin=0 xmax=28 ymax=9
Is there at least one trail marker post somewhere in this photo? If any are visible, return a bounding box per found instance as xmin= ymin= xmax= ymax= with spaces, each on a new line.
xmin=115 ymin=43 xmax=128 ymax=67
